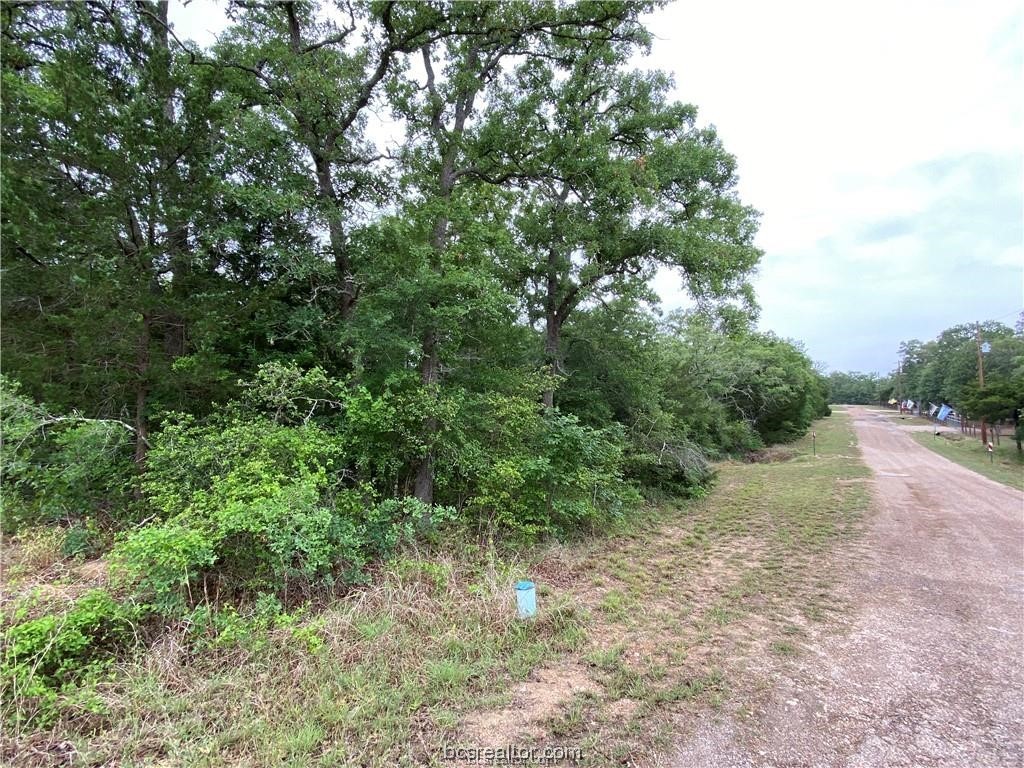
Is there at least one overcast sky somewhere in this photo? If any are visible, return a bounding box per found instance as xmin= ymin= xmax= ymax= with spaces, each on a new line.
xmin=170 ymin=0 xmax=1023 ymax=374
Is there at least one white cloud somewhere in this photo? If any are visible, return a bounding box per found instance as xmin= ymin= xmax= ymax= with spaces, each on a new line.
xmin=641 ymin=0 xmax=1022 ymax=371
xmin=167 ymin=0 xmax=228 ymax=47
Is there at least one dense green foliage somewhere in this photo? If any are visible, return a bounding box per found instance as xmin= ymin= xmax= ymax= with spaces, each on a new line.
xmin=2 ymin=589 xmax=138 ymax=727
xmin=826 ymin=371 xmax=889 ymax=405
xmin=1 ymin=4 xmax=831 ymax=721
xmin=0 ymin=377 xmax=137 ymax=535
xmin=898 ymin=319 xmax=1024 ymax=448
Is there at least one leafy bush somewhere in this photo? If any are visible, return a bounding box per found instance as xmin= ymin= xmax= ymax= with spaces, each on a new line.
xmin=115 ymin=414 xmax=357 ymax=613
xmin=62 ymin=519 xmax=105 ymax=559
xmin=113 ymin=387 xmax=436 ymax=614
xmin=36 ymin=421 xmax=135 ymax=519
xmin=0 ymin=375 xmax=135 ymax=532
xmin=235 ymin=362 xmax=426 ymax=495
xmin=140 ymin=410 xmax=345 ymax=521
xmin=0 ymin=375 xmax=44 ymax=480
xmin=1 ymin=589 xmax=137 ymax=727
xmin=440 ymin=392 xmax=639 ymax=539
xmin=237 ymin=361 xmax=344 ymax=425
xmin=184 ymin=597 xmax=326 ymax=654
xmin=625 ymin=431 xmax=714 ymax=497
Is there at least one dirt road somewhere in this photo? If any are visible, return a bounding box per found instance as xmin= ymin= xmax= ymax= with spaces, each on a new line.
xmin=669 ymin=406 xmax=1024 ymax=767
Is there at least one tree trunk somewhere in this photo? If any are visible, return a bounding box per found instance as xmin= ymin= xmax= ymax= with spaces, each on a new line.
xmin=133 ymin=312 xmax=151 ymax=499
xmin=327 ymin=214 xmax=356 ymax=320
xmin=542 ymin=247 xmax=562 ymax=409
xmin=414 ymin=331 xmax=439 ymax=506
xmin=412 ymin=43 xmax=480 ymax=507
xmin=413 ymin=451 xmax=434 ymax=506
xmin=412 ymin=210 xmax=450 ymax=506
xmin=311 ymin=153 xmax=356 ymax=320
xmin=543 ymin=311 xmax=562 ymax=409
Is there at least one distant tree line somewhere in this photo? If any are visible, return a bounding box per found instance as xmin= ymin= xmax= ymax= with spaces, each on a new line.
xmin=825 ymin=371 xmax=887 ymax=405
xmin=827 ymin=316 xmax=1024 ymax=448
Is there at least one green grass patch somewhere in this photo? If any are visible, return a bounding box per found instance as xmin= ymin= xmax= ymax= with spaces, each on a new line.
xmin=769 ymin=640 xmax=798 ymax=657
xmin=911 ymin=431 xmax=1024 ymax=491
xmin=597 ymin=589 xmax=635 ymax=621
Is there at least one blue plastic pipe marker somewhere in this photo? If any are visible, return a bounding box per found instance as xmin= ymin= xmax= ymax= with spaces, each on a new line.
xmin=516 ymin=580 xmax=537 ymax=619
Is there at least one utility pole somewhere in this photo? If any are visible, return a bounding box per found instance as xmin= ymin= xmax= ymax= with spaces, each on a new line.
xmin=896 ymin=357 xmax=903 ymax=411
xmin=975 ymin=321 xmax=987 ymax=445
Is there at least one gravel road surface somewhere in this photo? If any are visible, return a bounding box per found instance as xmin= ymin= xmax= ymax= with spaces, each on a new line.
xmin=669 ymin=406 xmax=1024 ymax=767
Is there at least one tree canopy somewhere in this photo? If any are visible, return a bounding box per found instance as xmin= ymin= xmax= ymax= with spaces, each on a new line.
xmin=1 ymin=0 xmax=830 ymax=615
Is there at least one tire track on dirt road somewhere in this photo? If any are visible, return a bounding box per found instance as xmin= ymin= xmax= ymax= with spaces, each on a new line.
xmin=667 ymin=406 xmax=1024 ymax=767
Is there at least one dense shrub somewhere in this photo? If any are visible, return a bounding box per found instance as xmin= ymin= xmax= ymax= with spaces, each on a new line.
xmin=625 ymin=430 xmax=713 ymax=497
xmin=114 ymin=413 xmax=396 ymax=614
xmin=424 ymin=390 xmax=638 ymax=539
xmin=1 ymin=589 xmax=137 ymax=726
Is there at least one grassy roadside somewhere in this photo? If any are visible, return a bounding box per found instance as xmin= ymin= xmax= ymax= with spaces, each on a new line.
xmin=910 ymin=431 xmax=1024 ymax=491
xmin=3 ymin=412 xmax=871 ymax=767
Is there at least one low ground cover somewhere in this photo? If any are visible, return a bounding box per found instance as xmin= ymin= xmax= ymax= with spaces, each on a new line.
xmin=2 ymin=412 xmax=870 ymax=766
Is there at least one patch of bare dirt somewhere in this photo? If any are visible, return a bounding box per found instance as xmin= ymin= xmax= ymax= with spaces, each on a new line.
xmin=605 ymin=697 xmax=641 ymax=721
xmin=75 ymin=558 xmax=108 ymax=585
xmin=459 ymin=662 xmax=599 ymax=745
xmin=744 ymin=446 xmax=796 ymax=463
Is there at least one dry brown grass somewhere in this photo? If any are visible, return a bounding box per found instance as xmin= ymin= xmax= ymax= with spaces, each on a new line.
xmin=1 ymin=528 xmax=64 ymax=582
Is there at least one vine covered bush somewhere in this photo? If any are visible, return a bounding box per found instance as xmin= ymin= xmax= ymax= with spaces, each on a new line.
xmin=1 ymin=590 xmax=137 ymax=727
